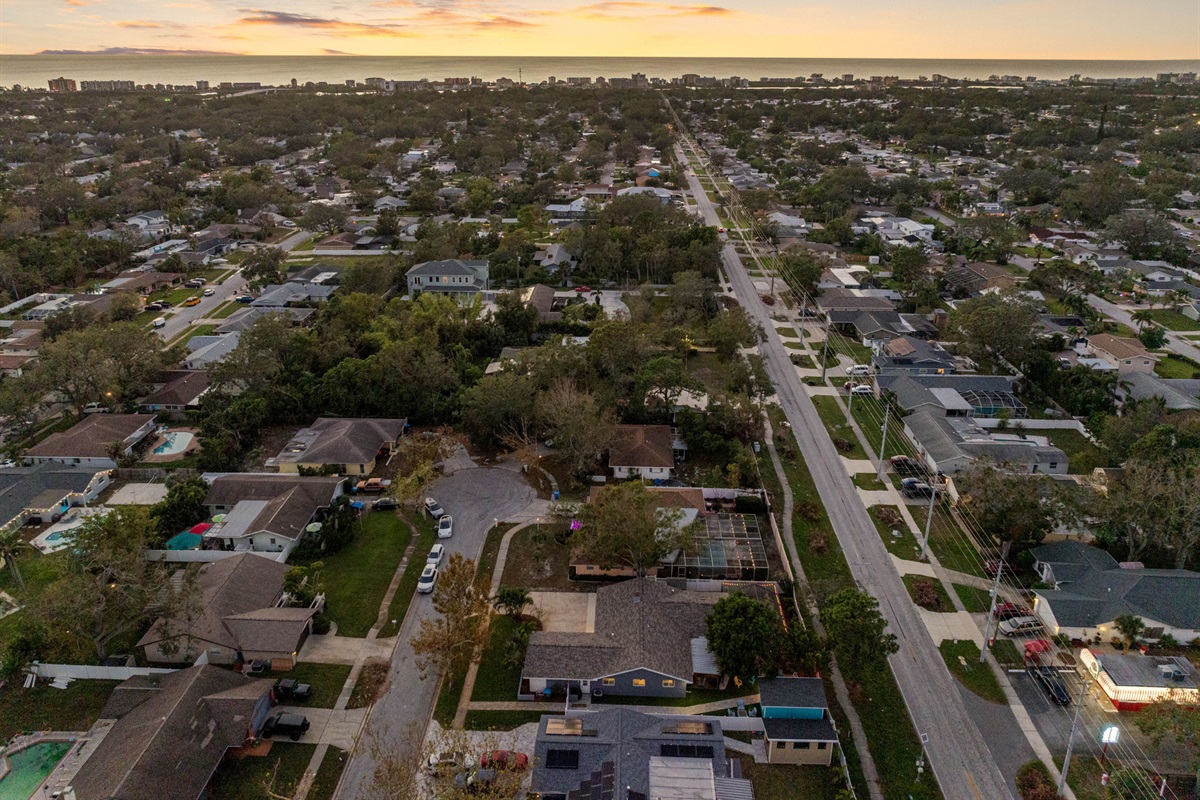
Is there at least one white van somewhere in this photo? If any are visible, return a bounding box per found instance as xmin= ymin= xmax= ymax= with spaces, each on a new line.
xmin=846 ymin=365 xmax=872 ymax=377
xmin=152 ymin=317 xmax=167 ymax=329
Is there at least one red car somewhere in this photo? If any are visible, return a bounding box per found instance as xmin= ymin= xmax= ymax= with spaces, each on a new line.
xmin=481 ymin=751 xmax=529 ymax=771
xmin=992 ymin=602 xmax=1033 ymax=620
xmin=984 ymin=560 xmax=1014 ymax=577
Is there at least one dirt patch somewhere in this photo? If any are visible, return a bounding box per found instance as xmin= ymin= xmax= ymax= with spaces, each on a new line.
xmin=346 ymin=658 xmax=390 ymax=709
xmin=500 ymin=526 xmax=592 ymax=592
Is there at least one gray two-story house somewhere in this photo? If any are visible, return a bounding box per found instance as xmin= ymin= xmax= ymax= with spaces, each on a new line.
xmin=406 ymin=259 xmax=489 ymax=299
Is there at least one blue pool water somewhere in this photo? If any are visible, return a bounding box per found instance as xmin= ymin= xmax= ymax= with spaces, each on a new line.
xmin=0 ymin=742 xmax=71 ymax=800
xmin=153 ymin=431 xmax=194 ymax=456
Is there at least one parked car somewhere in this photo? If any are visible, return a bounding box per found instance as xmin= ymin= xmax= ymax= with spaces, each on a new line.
xmin=186 ymin=278 xmax=205 ymax=288
xmin=263 ymin=712 xmax=310 ymax=741
xmin=82 ymin=402 xmax=110 ymax=414
xmin=1027 ymin=666 xmax=1072 ymax=705
xmin=428 ymin=751 xmax=474 ymax=777
xmin=235 ymin=295 xmax=255 ymax=303
xmin=427 ymin=544 xmax=445 ymax=565
xmin=437 ymin=515 xmax=454 ymax=539
xmin=273 ymin=678 xmax=312 ymax=702
xmin=184 ymin=296 xmax=202 ymax=307
xmin=152 ymin=317 xmax=166 ymax=329
xmin=372 ymin=496 xmax=398 ymax=510
xmin=900 ymin=477 xmax=934 ymax=498
xmin=999 ymin=616 xmax=1044 ymax=636
xmin=424 ymin=497 xmax=445 ymax=519
xmin=158 ymin=300 xmax=174 ymax=308
xmin=417 ymin=564 xmax=438 ymax=593
xmin=355 ymin=477 xmax=391 ymax=493
xmin=848 ymin=383 xmax=874 ymax=396
xmin=203 ymin=287 xmax=216 ymax=296
xmin=992 ymin=602 xmax=1033 ymax=620
xmin=890 ymin=455 xmax=925 ymax=476
xmin=145 ymin=301 xmax=164 ymax=311
xmin=846 ymin=364 xmax=872 ymax=376
xmin=480 ymin=751 xmax=529 ymax=772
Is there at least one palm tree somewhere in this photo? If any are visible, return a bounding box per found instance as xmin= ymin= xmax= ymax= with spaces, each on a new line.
xmin=493 ymin=586 xmax=532 ymax=620
xmin=0 ymin=526 xmax=27 ymax=590
xmin=1131 ymin=309 xmax=1154 ymax=330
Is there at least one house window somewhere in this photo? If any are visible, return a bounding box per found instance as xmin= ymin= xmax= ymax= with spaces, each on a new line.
xmin=1049 ymin=463 xmax=1058 ymax=470
xmin=632 ymin=678 xmax=646 ymax=687
xmin=797 ymin=742 xmax=811 ymax=749
xmin=270 ymin=538 xmax=276 ymax=544
xmin=602 ymin=678 xmax=615 ymax=686
xmin=1125 ymin=360 xmax=1132 ymax=365
xmin=662 ymin=679 xmax=675 ymax=688
xmin=818 ymin=742 xmax=828 ymax=750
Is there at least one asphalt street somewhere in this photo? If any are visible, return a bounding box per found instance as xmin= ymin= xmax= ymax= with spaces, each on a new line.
xmin=334 ymin=460 xmax=537 ymax=800
xmin=1087 ymin=293 xmax=1200 ymax=364
xmin=676 ymin=137 xmax=1016 ymax=800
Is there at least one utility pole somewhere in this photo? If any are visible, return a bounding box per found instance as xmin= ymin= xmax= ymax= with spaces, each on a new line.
xmin=877 ymin=404 xmax=890 ymax=482
xmin=1057 ymin=677 xmax=1090 ymax=798
xmin=919 ymin=483 xmax=937 ymax=561
xmin=820 ymin=320 xmax=831 ymax=381
xmin=979 ymin=560 xmax=1004 ymax=662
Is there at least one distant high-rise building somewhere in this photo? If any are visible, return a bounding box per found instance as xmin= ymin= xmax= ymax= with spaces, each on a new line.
xmin=345 ymin=79 xmax=356 ymax=87
xmin=291 ymin=78 xmax=298 ymax=88
xmin=47 ymin=77 xmax=76 ymax=92
xmin=196 ymin=80 xmax=209 ymax=91
xmin=80 ymin=80 xmax=134 ymax=91
xmin=842 ymin=73 xmax=854 ymax=83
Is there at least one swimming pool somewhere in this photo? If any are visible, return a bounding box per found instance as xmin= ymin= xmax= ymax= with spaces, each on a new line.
xmin=0 ymin=741 xmax=71 ymax=800
xmin=153 ymin=431 xmax=194 ymax=456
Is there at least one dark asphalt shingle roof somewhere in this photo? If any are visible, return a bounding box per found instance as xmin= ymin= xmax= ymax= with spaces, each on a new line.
xmin=762 ymin=717 xmax=839 ymax=742
xmin=0 ymin=463 xmax=103 ymax=525
xmin=758 ymin=677 xmax=828 ymax=710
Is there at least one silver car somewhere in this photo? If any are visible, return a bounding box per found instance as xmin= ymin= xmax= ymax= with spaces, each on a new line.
xmin=417 ymin=564 xmax=438 ymax=594
xmin=999 ymin=615 xmax=1044 ymax=636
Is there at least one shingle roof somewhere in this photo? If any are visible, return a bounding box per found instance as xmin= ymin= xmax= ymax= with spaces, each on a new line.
xmin=0 ymin=463 xmax=103 ymax=526
xmin=140 ymin=371 xmax=210 ymax=408
xmin=762 ymin=717 xmax=839 ymax=742
xmin=25 ymin=414 xmax=155 ymax=459
xmin=406 ymin=258 xmax=488 ymax=277
xmin=204 ymin=474 xmax=342 ymax=541
xmin=269 ymin=417 xmax=406 ymax=468
xmin=223 ymin=605 xmax=317 ymax=654
xmin=137 ymin=552 xmax=290 ymax=652
xmin=609 ymin=425 xmax=675 ymax=468
xmin=1089 ymin=333 xmax=1157 ymax=363
xmin=71 ymin=666 xmax=271 ymax=800
xmin=758 ymin=676 xmax=828 ymax=710
xmin=523 ymin=577 xmax=719 ymax=682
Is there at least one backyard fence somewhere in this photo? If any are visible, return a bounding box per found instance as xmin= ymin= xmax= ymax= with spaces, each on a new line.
xmin=31 ymin=663 xmax=176 ymax=681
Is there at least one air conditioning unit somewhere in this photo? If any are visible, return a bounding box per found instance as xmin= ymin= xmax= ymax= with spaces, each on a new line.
xmin=1158 ymin=664 xmax=1185 ymax=682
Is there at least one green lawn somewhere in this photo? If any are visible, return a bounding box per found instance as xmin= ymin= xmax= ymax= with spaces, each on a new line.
xmin=902 ymin=574 xmax=954 ymax=612
xmin=939 ymin=641 xmax=1006 ymax=704
xmin=848 ymin=396 xmax=890 ymax=456
xmin=295 ymin=512 xmax=410 ymax=637
xmin=742 ymin=760 xmax=842 ymax=800
xmin=265 ymin=663 xmax=351 ymax=708
xmin=434 ymin=659 xmax=471 ymax=727
xmin=0 ymin=680 xmax=118 ymax=740
xmin=1147 ymin=309 xmax=1200 ymax=331
xmin=828 ymin=332 xmax=873 ymax=364
xmin=1042 ymin=428 xmax=1105 ymax=474
xmin=1154 ymin=352 xmax=1200 ymax=379
xmin=307 ymin=747 xmax=348 ymax=800
xmin=210 ymin=301 xmax=245 ymax=319
xmin=471 ymin=615 xmax=525 ymax=703
xmin=810 ymin=396 xmax=867 ymax=460
xmin=907 ymin=504 xmax=984 ymax=577
xmin=462 ymin=709 xmax=549 ymax=731
xmin=868 ymin=505 xmax=922 ymax=561
xmin=851 ymin=472 xmax=884 ymax=491
xmin=774 ymin=326 xmax=798 ymax=337
xmin=207 ymin=744 xmax=315 ymax=800
xmin=953 ymin=584 xmax=992 ymax=613
xmin=990 ymin=638 xmax=1024 ymax=669
xmin=377 ymin=513 xmax=435 ymax=639
xmin=180 ymin=324 xmax=218 ymax=344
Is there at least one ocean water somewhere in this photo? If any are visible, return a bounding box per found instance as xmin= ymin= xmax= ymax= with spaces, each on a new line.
xmin=2 ymin=56 xmax=1199 ymax=88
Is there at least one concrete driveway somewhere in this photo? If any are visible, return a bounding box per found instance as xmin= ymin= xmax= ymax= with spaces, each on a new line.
xmin=334 ymin=460 xmax=538 ymax=800
xmin=107 ymin=482 xmax=168 ymax=505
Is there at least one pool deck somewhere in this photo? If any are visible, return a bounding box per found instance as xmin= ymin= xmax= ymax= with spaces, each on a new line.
xmin=1 ymin=720 xmax=115 ymax=797
xmin=142 ymin=426 xmax=201 ymax=463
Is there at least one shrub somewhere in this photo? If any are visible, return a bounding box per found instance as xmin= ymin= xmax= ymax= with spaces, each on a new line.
xmin=809 ymin=529 xmax=828 ymax=554
xmin=1156 ymin=633 xmax=1178 ymax=650
xmin=734 ymin=495 xmax=768 ymax=515
xmin=910 ymin=577 xmax=942 ymax=610
xmin=1015 ymin=760 xmax=1060 ymax=800
xmin=832 ymin=437 xmax=854 ymax=453
xmin=874 ymin=507 xmax=903 ymax=527
xmin=796 ymin=501 xmax=822 ymax=522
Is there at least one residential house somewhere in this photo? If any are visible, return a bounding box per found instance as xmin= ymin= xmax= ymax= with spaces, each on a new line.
xmin=374 ymin=195 xmax=408 ymax=211
xmin=70 ymin=666 xmax=274 ymax=800
xmin=617 ymin=185 xmax=673 ymax=204
xmin=0 ymin=322 xmax=44 ymax=377
xmin=609 ymin=424 xmax=678 ymax=481
xmin=1087 ymin=333 xmax=1158 ymax=376
xmin=1117 ymin=372 xmax=1200 ymax=411
xmin=202 ymin=473 xmax=344 ymax=557
xmin=815 ymin=288 xmax=896 ymax=318
xmin=529 ymin=708 xmax=754 ymax=800
xmin=758 ymin=677 xmax=839 ymax=766
xmin=767 ymin=211 xmax=809 ymax=239
xmin=545 ymin=198 xmax=590 ymax=219
xmin=521 ymin=577 xmax=721 ymax=700
xmin=1030 ymin=540 xmax=1200 ymax=642
xmin=536 ymin=243 xmax=576 ymax=273
xmin=518 ymin=284 xmax=562 ymax=323
xmin=827 ymin=308 xmax=936 ymax=346
xmin=406 ymin=258 xmax=489 ymax=298
xmin=944 ymin=260 xmax=1017 ymax=295
xmin=23 ymin=414 xmax=158 ymax=469
xmin=125 ymin=209 xmax=169 ymax=237
xmin=216 ymin=307 xmax=316 ymax=334
xmin=871 ymin=336 xmax=957 ymax=376
xmin=138 ymin=370 xmax=210 ymax=414
xmin=266 ymin=417 xmax=406 ymax=475
xmin=903 ymin=409 xmax=1068 ymax=475
xmin=100 ymin=270 xmax=185 ymax=295
xmin=138 ymin=553 xmax=316 ymax=667
xmin=251 ymin=282 xmax=336 ymax=307
xmin=876 ymin=374 xmax=1026 ymax=418
xmin=0 ymin=462 xmax=111 ymax=531
xmin=185 ymin=332 xmax=242 ymax=370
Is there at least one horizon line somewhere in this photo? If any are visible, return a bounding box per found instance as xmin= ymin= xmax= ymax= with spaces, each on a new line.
xmin=10 ymin=53 xmax=1200 ymax=62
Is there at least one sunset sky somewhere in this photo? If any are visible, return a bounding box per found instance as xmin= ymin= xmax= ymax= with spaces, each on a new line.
xmin=3 ymin=0 xmax=1198 ymax=58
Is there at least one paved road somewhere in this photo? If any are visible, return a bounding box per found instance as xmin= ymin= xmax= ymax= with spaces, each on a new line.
xmin=1087 ymin=293 xmax=1200 ymax=364
xmin=674 ymin=134 xmax=1015 ymax=800
xmin=334 ymin=461 xmax=537 ymax=800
